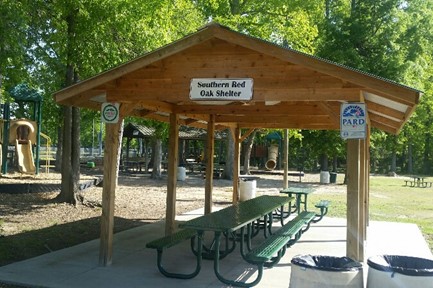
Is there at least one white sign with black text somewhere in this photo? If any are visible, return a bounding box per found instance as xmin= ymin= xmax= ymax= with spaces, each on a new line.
xmin=340 ymin=103 xmax=367 ymax=139
xmin=190 ymin=78 xmax=253 ymax=101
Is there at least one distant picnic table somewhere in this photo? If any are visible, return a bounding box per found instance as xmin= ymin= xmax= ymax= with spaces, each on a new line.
xmin=404 ymin=176 xmax=432 ymax=188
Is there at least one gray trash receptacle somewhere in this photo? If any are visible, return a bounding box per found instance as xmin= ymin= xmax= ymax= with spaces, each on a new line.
xmin=367 ymin=255 xmax=433 ymax=288
xmin=290 ymin=255 xmax=363 ymax=288
xmin=330 ymin=172 xmax=337 ymax=183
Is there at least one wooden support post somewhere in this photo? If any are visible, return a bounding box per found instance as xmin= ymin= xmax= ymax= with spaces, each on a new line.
xmin=99 ymin=119 xmax=123 ymax=266
xmin=346 ymin=139 xmax=361 ymax=261
xmin=205 ymin=115 xmax=215 ymax=215
xmin=232 ymin=126 xmax=240 ymax=204
xmin=359 ymin=138 xmax=366 ymax=261
xmin=283 ymin=129 xmax=289 ymax=189
xmin=366 ymin=126 xmax=371 ymax=229
xmin=165 ymin=113 xmax=179 ymax=235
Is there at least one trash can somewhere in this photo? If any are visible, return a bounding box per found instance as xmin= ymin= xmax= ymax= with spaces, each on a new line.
xmin=320 ymin=171 xmax=330 ymax=184
xmin=330 ymin=172 xmax=337 ymax=183
xmin=367 ymin=255 xmax=433 ymax=288
xmin=239 ymin=178 xmax=257 ymax=201
xmin=177 ymin=166 xmax=186 ymax=181
xmin=290 ymin=255 xmax=363 ymax=288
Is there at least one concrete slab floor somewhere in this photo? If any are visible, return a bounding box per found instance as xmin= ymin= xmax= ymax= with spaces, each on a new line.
xmin=0 ymin=209 xmax=431 ymax=288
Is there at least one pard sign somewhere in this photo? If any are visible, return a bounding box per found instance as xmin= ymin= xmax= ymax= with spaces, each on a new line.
xmin=190 ymin=78 xmax=253 ymax=101
xmin=340 ymin=103 xmax=367 ymax=139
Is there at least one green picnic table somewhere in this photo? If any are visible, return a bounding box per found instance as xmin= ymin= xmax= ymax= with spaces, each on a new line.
xmin=179 ymin=195 xmax=293 ymax=287
xmin=280 ymin=186 xmax=315 ymax=214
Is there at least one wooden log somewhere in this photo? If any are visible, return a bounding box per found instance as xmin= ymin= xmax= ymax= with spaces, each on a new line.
xmin=165 ymin=113 xmax=179 ymax=235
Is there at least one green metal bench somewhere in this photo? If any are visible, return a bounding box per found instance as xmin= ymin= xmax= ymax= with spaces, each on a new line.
xmin=245 ymin=211 xmax=316 ymax=266
xmin=217 ymin=211 xmax=317 ymax=287
xmin=146 ymin=228 xmax=202 ymax=279
xmin=312 ymin=200 xmax=330 ymax=223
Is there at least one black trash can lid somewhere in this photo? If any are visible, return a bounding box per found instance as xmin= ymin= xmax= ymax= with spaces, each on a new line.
xmin=291 ymin=254 xmax=363 ymax=272
xmin=367 ymin=255 xmax=433 ymax=276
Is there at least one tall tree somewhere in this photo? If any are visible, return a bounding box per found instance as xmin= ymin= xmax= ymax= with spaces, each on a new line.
xmin=22 ymin=0 xmax=204 ymax=203
xmin=0 ymin=1 xmax=33 ymax=100
xmin=242 ymin=129 xmax=257 ymax=174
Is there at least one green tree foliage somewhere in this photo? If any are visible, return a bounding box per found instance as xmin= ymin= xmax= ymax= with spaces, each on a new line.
xmin=0 ymin=0 xmax=33 ymax=100
xmin=195 ymin=0 xmax=322 ymax=53
xmin=318 ymin=0 xmax=433 ymax=174
xmin=3 ymin=0 xmax=433 ymax=177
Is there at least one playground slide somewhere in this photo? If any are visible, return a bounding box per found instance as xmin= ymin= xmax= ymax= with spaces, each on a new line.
xmin=16 ymin=139 xmax=36 ymax=174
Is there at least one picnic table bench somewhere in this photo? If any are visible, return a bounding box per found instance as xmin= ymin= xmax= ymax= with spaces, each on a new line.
xmin=279 ymin=187 xmax=330 ymax=222
xmin=145 ymin=228 xmax=200 ymax=279
xmin=244 ymin=211 xmax=316 ymax=266
xmin=404 ymin=176 xmax=432 ymax=188
xmin=287 ymin=171 xmax=304 ymax=182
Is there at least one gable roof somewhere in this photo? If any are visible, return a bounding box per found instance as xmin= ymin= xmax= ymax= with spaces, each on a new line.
xmin=54 ymin=23 xmax=422 ymax=134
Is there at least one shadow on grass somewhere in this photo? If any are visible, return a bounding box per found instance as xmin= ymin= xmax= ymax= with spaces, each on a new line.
xmin=0 ymin=216 xmax=148 ymax=267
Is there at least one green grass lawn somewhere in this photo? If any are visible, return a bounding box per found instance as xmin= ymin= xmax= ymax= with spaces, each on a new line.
xmin=308 ymin=176 xmax=433 ymax=252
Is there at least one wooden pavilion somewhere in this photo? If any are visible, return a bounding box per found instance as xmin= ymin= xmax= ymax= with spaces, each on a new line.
xmin=54 ymin=23 xmax=422 ymax=266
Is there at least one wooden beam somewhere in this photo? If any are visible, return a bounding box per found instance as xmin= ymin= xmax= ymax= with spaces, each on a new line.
xmin=234 ymin=122 xmax=339 ymax=130
xmin=103 ymin=87 xmax=362 ymax=103
xmin=99 ymin=118 xmax=123 ymax=266
xmin=175 ymin=102 xmax=327 ymax=115
xmin=119 ymin=103 xmax=136 ymax=117
xmin=365 ymin=126 xmax=371 ymax=230
xmin=369 ymin=113 xmax=401 ymax=130
xmin=205 ymin=115 xmax=215 ymax=214
xmin=370 ymin=119 xmax=399 ymax=135
xmin=363 ymin=88 xmax=420 ymax=106
xmin=283 ymin=129 xmax=289 ymax=189
xmin=365 ymin=100 xmax=406 ymax=121
xmin=318 ymin=102 xmax=340 ymax=127
xmin=239 ymin=128 xmax=255 ymax=143
xmin=165 ymin=113 xmax=179 ymax=235
xmin=232 ymin=126 xmax=240 ymax=204
xmin=64 ymin=90 xmax=106 ymax=107
xmin=135 ymin=100 xmax=175 ymax=114
xmin=346 ymin=139 xmax=361 ymax=261
xmin=215 ymin=114 xmax=332 ymax=124
xmin=359 ymin=138 xmax=366 ymax=261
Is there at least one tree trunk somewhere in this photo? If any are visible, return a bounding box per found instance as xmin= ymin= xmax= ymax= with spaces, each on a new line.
xmin=325 ymin=0 xmax=331 ymax=19
xmin=71 ymin=106 xmax=81 ymax=194
xmin=407 ymin=141 xmax=413 ymax=174
xmin=332 ymin=155 xmax=338 ymax=172
xmin=423 ymin=133 xmax=430 ymax=174
xmin=60 ymin=106 xmax=71 ymax=198
xmin=55 ymin=119 xmax=63 ymax=171
xmin=390 ymin=150 xmax=397 ymax=173
xmin=351 ymin=0 xmax=357 ymax=15
xmin=242 ymin=130 xmax=256 ymax=174
xmin=56 ymin=7 xmax=80 ymax=205
xmin=320 ymin=154 xmax=329 ymax=171
xmin=151 ymin=138 xmax=162 ymax=179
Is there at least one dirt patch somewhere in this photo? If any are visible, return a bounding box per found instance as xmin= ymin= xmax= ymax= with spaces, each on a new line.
xmin=0 ymin=171 xmax=345 ymax=237
xmin=0 ymin=171 xmax=343 ymax=261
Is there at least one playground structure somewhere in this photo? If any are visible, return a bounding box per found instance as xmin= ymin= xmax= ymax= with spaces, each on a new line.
xmin=265 ymin=132 xmax=282 ymax=171
xmin=1 ymin=84 xmax=43 ymax=175
xmin=12 ymin=119 xmax=36 ymax=174
xmin=0 ymin=119 xmax=39 ymax=175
